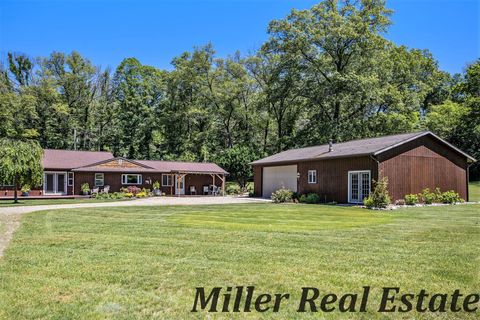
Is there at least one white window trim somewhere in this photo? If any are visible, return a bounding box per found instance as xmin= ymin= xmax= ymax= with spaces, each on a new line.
xmin=121 ymin=174 xmax=142 ymax=185
xmin=68 ymin=172 xmax=74 ymax=186
xmin=307 ymin=170 xmax=317 ymax=184
xmin=94 ymin=173 xmax=104 ymax=187
xmin=347 ymin=170 xmax=371 ymax=204
xmin=161 ymin=174 xmax=173 ymax=187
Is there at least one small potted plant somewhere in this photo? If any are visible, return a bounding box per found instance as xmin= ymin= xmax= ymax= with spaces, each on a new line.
xmin=21 ymin=184 xmax=31 ymax=197
xmin=152 ymin=181 xmax=161 ymax=196
xmin=81 ymin=183 xmax=90 ymax=195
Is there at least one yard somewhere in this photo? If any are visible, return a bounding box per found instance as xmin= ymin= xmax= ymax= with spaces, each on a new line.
xmin=0 ymin=198 xmax=132 ymax=207
xmin=0 ymin=203 xmax=478 ymax=319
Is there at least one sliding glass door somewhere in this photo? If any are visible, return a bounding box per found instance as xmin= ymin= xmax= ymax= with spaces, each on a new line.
xmin=43 ymin=172 xmax=67 ymax=195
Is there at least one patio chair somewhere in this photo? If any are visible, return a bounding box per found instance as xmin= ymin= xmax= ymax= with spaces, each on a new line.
xmin=91 ymin=187 xmax=99 ymax=195
xmin=211 ymin=185 xmax=219 ymax=196
xmin=189 ymin=186 xmax=196 ymax=195
xmin=203 ymin=185 xmax=209 ymax=195
xmin=102 ymin=185 xmax=110 ymax=194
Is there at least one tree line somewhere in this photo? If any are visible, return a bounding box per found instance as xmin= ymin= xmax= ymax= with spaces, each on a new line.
xmin=1 ymin=0 xmax=479 ymax=185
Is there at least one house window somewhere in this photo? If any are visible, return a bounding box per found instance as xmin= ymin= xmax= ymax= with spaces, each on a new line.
xmin=68 ymin=172 xmax=74 ymax=186
xmin=122 ymin=174 xmax=142 ymax=185
xmin=308 ymin=170 xmax=317 ymax=184
xmin=162 ymin=174 xmax=173 ymax=187
xmin=94 ymin=173 xmax=104 ymax=187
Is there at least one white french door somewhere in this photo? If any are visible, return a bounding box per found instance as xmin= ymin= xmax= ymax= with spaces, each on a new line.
xmin=348 ymin=171 xmax=371 ymax=203
xmin=175 ymin=174 xmax=185 ymax=195
xmin=44 ymin=172 xmax=67 ymax=195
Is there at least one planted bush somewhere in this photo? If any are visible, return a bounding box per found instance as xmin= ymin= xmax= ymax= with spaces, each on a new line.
xmin=440 ymin=190 xmax=463 ymax=204
xmin=136 ymin=191 xmax=148 ymax=198
xmin=299 ymin=193 xmax=320 ymax=204
xmin=404 ymin=194 xmax=419 ymax=205
xmin=419 ymin=188 xmax=436 ymax=204
xmin=363 ymin=177 xmax=391 ymax=209
xmin=92 ymin=192 xmax=125 ymax=200
xmin=271 ymin=188 xmax=293 ymax=203
xmin=127 ymin=186 xmax=141 ymax=195
xmin=226 ymin=183 xmax=241 ymax=195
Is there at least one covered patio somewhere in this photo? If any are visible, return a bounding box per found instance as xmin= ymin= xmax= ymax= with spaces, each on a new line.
xmin=167 ymin=171 xmax=226 ymax=196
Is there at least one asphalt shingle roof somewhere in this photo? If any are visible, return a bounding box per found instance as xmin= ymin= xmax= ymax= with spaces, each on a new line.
xmin=251 ymin=131 xmax=475 ymax=165
xmin=43 ymin=149 xmax=114 ymax=170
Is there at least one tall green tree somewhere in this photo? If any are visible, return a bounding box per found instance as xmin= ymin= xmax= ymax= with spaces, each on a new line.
xmin=111 ymin=58 xmax=166 ymax=159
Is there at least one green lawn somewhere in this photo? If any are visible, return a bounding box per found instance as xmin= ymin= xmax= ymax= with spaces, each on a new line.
xmin=0 ymin=203 xmax=479 ymax=319
xmin=469 ymin=181 xmax=480 ymax=202
xmin=0 ymin=198 xmax=131 ymax=207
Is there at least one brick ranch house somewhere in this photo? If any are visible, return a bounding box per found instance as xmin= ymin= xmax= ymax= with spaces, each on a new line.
xmin=0 ymin=149 xmax=228 ymax=197
xmin=252 ymin=131 xmax=476 ymax=203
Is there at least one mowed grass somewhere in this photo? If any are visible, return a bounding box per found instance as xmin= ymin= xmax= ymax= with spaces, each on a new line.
xmin=469 ymin=181 xmax=480 ymax=202
xmin=0 ymin=198 xmax=131 ymax=207
xmin=0 ymin=204 xmax=479 ymax=319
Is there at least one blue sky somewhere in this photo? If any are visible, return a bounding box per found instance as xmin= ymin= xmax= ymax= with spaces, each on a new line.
xmin=1 ymin=0 xmax=478 ymax=74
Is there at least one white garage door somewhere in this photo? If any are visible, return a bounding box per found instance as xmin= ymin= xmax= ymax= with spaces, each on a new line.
xmin=262 ymin=165 xmax=298 ymax=198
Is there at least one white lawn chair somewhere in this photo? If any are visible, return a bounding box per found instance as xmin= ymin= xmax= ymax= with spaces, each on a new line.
xmin=189 ymin=186 xmax=196 ymax=195
xmin=91 ymin=187 xmax=99 ymax=195
xmin=102 ymin=185 xmax=110 ymax=194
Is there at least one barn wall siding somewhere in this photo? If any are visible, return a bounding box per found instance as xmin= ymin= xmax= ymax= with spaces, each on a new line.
xmin=378 ymin=138 xmax=468 ymax=202
xmin=298 ymin=156 xmax=377 ymax=203
xmin=253 ymin=156 xmax=378 ymax=202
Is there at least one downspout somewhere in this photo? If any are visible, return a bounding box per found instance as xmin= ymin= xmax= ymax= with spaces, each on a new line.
xmin=370 ymin=154 xmax=381 ymax=180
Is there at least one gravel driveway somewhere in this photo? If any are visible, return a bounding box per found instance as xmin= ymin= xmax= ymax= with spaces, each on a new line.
xmin=0 ymin=196 xmax=269 ymax=257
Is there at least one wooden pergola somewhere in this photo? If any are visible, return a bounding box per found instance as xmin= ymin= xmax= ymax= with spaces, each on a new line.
xmin=169 ymin=172 xmax=226 ymax=196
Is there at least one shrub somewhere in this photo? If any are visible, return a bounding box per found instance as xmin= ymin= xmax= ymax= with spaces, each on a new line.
xmin=152 ymin=181 xmax=160 ymax=190
xmin=433 ymin=187 xmax=443 ymax=202
xmin=299 ymin=193 xmax=320 ymax=204
xmin=92 ymin=192 xmax=126 ymax=200
xmin=419 ymin=188 xmax=436 ymax=204
xmin=21 ymin=184 xmax=31 ymax=193
xmin=81 ymin=183 xmax=90 ymax=194
xmin=271 ymin=188 xmax=293 ymax=203
xmin=127 ymin=186 xmax=141 ymax=195
xmin=440 ymin=190 xmax=463 ymax=204
xmin=363 ymin=177 xmax=391 ymax=209
xmin=124 ymin=192 xmax=134 ymax=198
xmin=136 ymin=191 xmax=148 ymax=198
xmin=395 ymin=199 xmax=406 ymax=206
xmin=363 ymin=197 xmax=375 ymax=208
xmin=226 ymin=183 xmax=241 ymax=195
xmin=404 ymin=194 xmax=419 ymax=205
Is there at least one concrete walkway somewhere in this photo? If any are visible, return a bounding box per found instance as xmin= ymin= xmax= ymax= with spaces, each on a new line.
xmin=0 ymin=196 xmax=269 ymax=257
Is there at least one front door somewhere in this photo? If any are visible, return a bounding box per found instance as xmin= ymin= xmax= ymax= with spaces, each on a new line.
xmin=175 ymin=174 xmax=185 ymax=195
xmin=44 ymin=172 xmax=67 ymax=195
xmin=348 ymin=171 xmax=371 ymax=203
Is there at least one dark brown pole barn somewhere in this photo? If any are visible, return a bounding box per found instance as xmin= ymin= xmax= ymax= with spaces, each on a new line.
xmin=252 ymin=131 xmax=476 ymax=203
